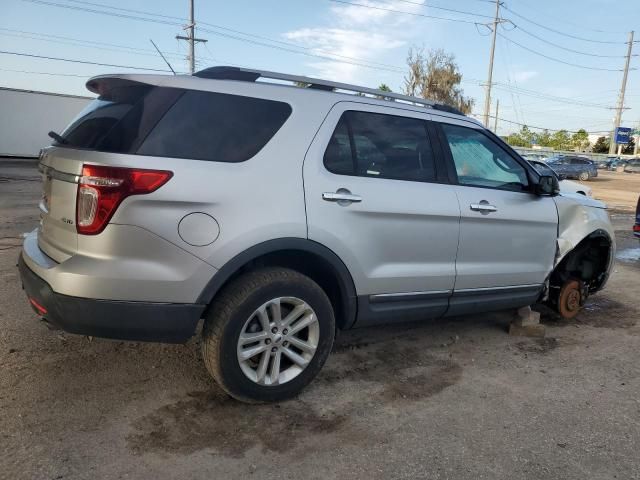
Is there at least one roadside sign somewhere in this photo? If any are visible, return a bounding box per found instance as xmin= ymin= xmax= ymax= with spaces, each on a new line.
xmin=632 ymin=129 xmax=640 ymax=137
xmin=615 ymin=127 xmax=632 ymax=144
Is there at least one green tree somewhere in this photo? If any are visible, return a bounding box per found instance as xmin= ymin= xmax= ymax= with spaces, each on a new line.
xmin=571 ymin=129 xmax=590 ymax=151
xmin=505 ymin=131 xmax=528 ymax=147
xmin=535 ymin=129 xmax=552 ymax=147
xmin=403 ymin=47 xmax=474 ymax=114
xmin=592 ymin=136 xmax=609 ymax=153
xmin=519 ymin=125 xmax=535 ymax=146
xmin=376 ymin=83 xmax=392 ymax=100
xmin=622 ymin=136 xmax=635 ymax=154
xmin=504 ymin=125 xmax=536 ymax=148
xmin=550 ymin=130 xmax=571 ymax=150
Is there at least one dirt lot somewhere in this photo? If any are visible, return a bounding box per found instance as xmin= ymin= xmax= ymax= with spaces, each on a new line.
xmin=1 ymin=159 xmax=639 ymax=479
xmin=582 ymin=169 xmax=640 ymax=211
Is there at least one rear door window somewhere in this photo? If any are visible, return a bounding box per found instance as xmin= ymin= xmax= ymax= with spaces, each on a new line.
xmin=138 ymin=90 xmax=292 ymax=162
xmin=324 ymin=110 xmax=437 ymax=182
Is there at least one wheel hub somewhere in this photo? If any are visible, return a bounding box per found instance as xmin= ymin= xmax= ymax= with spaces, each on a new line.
xmin=557 ymin=279 xmax=584 ymax=320
xmin=566 ymin=290 xmax=580 ymax=311
xmin=237 ymin=297 xmax=320 ymax=386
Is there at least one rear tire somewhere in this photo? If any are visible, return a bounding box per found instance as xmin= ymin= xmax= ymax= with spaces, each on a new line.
xmin=578 ymin=171 xmax=589 ymax=181
xmin=201 ymin=268 xmax=335 ymax=403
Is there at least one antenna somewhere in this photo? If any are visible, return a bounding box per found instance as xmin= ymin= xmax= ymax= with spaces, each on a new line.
xmin=149 ymin=39 xmax=176 ymax=75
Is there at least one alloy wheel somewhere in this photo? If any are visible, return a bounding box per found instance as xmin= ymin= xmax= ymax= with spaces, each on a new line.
xmin=236 ymin=297 xmax=319 ymax=386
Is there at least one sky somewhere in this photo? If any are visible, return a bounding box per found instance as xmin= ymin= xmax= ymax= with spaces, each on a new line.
xmin=1 ymin=0 xmax=639 ymax=137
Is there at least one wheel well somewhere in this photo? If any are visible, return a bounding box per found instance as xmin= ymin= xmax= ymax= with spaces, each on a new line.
xmin=200 ymin=246 xmax=357 ymax=330
xmin=551 ymin=231 xmax=612 ymax=295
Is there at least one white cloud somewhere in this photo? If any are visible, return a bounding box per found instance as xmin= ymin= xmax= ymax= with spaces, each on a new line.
xmin=283 ymin=1 xmax=427 ymax=83
xmin=513 ymin=70 xmax=538 ymax=83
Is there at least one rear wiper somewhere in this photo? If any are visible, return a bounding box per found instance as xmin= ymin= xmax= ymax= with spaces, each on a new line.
xmin=48 ymin=131 xmax=68 ymax=145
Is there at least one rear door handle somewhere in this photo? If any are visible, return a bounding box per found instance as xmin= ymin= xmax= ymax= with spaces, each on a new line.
xmin=322 ymin=191 xmax=362 ymax=203
xmin=470 ymin=203 xmax=497 ymax=213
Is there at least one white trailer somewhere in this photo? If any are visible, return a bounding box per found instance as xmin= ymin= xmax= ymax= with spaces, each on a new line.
xmin=0 ymin=87 xmax=92 ymax=157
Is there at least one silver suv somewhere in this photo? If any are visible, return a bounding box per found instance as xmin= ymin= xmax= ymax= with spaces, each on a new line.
xmin=19 ymin=67 xmax=615 ymax=402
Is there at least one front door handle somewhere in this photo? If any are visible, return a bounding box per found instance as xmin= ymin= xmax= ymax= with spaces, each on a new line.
xmin=322 ymin=190 xmax=362 ymax=204
xmin=470 ymin=202 xmax=497 ymax=213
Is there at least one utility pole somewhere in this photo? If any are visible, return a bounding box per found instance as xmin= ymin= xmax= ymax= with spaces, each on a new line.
xmin=482 ymin=0 xmax=501 ymax=128
xmin=176 ymin=0 xmax=207 ymax=74
xmin=609 ymin=30 xmax=634 ymax=154
xmin=493 ymin=98 xmax=499 ymax=133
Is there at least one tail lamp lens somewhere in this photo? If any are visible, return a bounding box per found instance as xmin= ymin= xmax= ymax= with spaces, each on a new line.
xmin=633 ymin=224 xmax=640 ymax=232
xmin=76 ymin=165 xmax=172 ymax=235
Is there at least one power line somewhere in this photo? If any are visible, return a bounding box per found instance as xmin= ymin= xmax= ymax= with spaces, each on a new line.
xmin=59 ymin=0 xmax=403 ymax=67
xmin=16 ymin=0 xmax=631 ymax=109
xmin=20 ymin=0 xmax=408 ymax=74
xmin=503 ymin=0 xmax=621 ymax=35
xmin=197 ymin=27 xmax=403 ymax=73
xmin=491 ymin=82 xmax=614 ymax=109
xmin=21 ymin=0 xmax=181 ymax=26
xmin=325 ymin=0 xmax=627 ymax=71
xmin=473 ymin=113 xmax=611 ymax=134
xmin=0 ymin=50 xmax=176 ymax=72
xmin=0 ymin=67 xmax=90 ymax=77
xmin=23 ymin=0 xmax=409 ymax=71
xmin=497 ymin=33 xmax=625 ymax=71
xmin=62 ymin=0 xmax=186 ymax=21
xmin=501 ymin=4 xmax=627 ymax=44
xmin=0 ymin=30 xmax=187 ymax=61
xmin=512 ymin=24 xmax=627 ymax=58
xmin=0 ymin=27 xmax=179 ymax=56
xmin=360 ymin=0 xmax=496 ymax=20
xmin=326 ymin=0 xmax=482 ymax=24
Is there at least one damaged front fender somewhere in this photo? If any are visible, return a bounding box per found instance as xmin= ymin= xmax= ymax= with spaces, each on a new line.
xmin=553 ymin=194 xmax=616 ymax=292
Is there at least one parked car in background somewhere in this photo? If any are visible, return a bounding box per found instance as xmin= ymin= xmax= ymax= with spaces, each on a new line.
xmin=624 ymin=159 xmax=640 ymax=173
xmin=521 ymin=152 xmax=549 ymax=163
xmin=599 ymin=157 xmax=618 ymax=170
xmin=528 ymin=160 xmax=592 ymax=197
xmin=546 ymin=155 xmax=598 ymax=181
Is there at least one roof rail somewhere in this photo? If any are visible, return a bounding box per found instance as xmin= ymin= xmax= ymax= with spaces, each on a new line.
xmin=194 ymin=66 xmax=465 ymax=116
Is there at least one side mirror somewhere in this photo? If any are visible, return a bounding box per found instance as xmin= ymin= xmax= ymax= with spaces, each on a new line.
xmin=534 ymin=175 xmax=560 ymax=196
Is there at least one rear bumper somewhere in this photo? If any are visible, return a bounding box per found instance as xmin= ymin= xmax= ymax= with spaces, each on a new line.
xmin=18 ymin=255 xmax=205 ymax=343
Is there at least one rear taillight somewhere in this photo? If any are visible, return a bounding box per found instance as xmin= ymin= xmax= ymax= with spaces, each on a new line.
xmin=633 ymin=224 xmax=640 ymax=233
xmin=76 ymin=165 xmax=172 ymax=235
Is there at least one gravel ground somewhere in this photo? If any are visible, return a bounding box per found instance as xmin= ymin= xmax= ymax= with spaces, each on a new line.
xmin=579 ymin=169 xmax=640 ymax=212
xmin=1 ymin=158 xmax=639 ymax=480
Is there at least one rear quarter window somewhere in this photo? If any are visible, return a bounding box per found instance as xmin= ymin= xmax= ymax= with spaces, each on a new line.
xmin=137 ymin=90 xmax=292 ymax=162
xmin=60 ymin=83 xmax=155 ymax=151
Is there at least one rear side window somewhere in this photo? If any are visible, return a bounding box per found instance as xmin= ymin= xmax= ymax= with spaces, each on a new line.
xmin=324 ymin=110 xmax=436 ymax=182
xmin=60 ymin=83 xmax=158 ymax=151
xmin=138 ymin=91 xmax=292 ymax=162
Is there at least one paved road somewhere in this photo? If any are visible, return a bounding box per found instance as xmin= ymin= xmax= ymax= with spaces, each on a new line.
xmin=1 ymin=159 xmax=639 ymax=479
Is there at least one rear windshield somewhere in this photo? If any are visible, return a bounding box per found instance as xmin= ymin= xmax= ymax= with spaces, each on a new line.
xmin=57 ymin=84 xmax=292 ymax=163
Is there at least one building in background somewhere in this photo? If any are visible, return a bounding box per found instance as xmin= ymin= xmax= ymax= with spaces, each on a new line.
xmin=0 ymin=87 xmax=92 ymax=157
